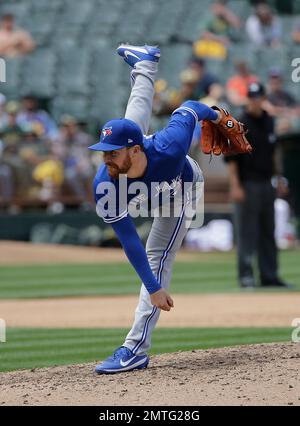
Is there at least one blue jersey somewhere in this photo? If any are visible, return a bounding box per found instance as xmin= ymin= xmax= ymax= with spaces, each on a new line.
xmin=93 ymin=101 xmax=218 ymax=294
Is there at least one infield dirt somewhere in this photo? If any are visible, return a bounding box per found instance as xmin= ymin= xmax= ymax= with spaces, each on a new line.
xmin=1 ymin=293 xmax=300 ymax=328
xmin=0 ymin=343 xmax=299 ymax=406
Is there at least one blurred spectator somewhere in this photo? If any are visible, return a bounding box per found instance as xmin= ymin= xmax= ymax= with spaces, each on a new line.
xmin=153 ymin=59 xmax=219 ymax=116
xmin=18 ymin=125 xmax=52 ymax=199
xmin=200 ymin=83 xmax=228 ymax=108
xmin=245 ymin=3 xmax=282 ymax=47
xmin=203 ymin=0 xmax=242 ymax=41
xmin=0 ymin=14 xmax=35 ymax=58
xmin=266 ymin=68 xmax=298 ymax=109
xmin=32 ymin=158 xmax=64 ymax=202
xmin=17 ymin=95 xmax=58 ymax=141
xmin=194 ymin=1 xmax=242 ymax=60
xmin=292 ymin=18 xmax=300 ymax=44
xmin=226 ymin=61 xmax=259 ymax=107
xmin=52 ymin=115 xmax=94 ymax=201
xmin=225 ymin=82 xmax=291 ymax=289
xmin=0 ymin=101 xmax=27 ymax=202
xmin=190 ymin=57 xmax=219 ymax=99
xmin=0 ymin=101 xmax=25 ymax=145
xmin=0 ymin=93 xmax=7 ymax=128
xmin=153 ymin=70 xmax=199 ymax=116
xmin=264 ymin=68 xmax=300 ymax=135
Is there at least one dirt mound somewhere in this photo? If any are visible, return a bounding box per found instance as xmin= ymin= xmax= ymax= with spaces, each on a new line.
xmin=0 ymin=343 xmax=299 ymax=406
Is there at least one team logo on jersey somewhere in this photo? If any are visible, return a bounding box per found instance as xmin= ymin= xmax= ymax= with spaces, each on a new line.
xmin=102 ymin=127 xmax=113 ymax=139
xmin=226 ymin=120 xmax=234 ymax=128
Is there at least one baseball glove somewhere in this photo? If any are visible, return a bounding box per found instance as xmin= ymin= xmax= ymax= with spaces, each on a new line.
xmin=201 ymin=106 xmax=252 ymax=156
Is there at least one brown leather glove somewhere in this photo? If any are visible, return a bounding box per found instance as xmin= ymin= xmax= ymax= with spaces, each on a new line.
xmin=201 ymin=106 xmax=252 ymax=156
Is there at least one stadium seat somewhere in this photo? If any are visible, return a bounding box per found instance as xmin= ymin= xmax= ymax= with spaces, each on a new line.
xmin=227 ymin=0 xmax=252 ymax=21
xmin=51 ymin=95 xmax=91 ymax=122
xmin=0 ymin=3 xmax=29 ymax=26
xmin=56 ymin=47 xmax=92 ymax=96
xmin=29 ymin=0 xmax=63 ymax=13
xmin=25 ymin=11 xmax=57 ymax=47
xmin=58 ymin=0 xmax=95 ymax=27
xmin=21 ymin=49 xmax=57 ymax=97
xmin=0 ymin=57 xmax=24 ymax=98
xmin=158 ymin=44 xmax=193 ymax=88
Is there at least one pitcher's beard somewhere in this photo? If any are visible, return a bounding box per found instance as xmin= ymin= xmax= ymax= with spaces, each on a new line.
xmin=106 ymin=157 xmax=132 ymax=179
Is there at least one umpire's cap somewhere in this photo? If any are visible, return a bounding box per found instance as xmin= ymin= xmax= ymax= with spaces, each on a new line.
xmin=88 ymin=118 xmax=143 ymax=151
xmin=247 ymin=82 xmax=266 ymax=98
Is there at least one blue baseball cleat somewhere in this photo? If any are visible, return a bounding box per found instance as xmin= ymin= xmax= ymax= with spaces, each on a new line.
xmin=117 ymin=44 xmax=160 ymax=67
xmin=95 ymin=346 xmax=149 ymax=374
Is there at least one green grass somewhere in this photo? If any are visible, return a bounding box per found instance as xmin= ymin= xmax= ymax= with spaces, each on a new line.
xmin=0 ymin=327 xmax=291 ymax=373
xmin=0 ymin=250 xmax=299 ymax=299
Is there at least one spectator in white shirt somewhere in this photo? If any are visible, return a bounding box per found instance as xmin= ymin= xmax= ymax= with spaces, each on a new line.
xmin=246 ymin=3 xmax=282 ymax=47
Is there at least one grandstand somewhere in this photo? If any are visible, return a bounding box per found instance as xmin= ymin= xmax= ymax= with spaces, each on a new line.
xmin=0 ymin=0 xmax=300 ymax=242
xmin=1 ymin=0 xmax=300 ymax=127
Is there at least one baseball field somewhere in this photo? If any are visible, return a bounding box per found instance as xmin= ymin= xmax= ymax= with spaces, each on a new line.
xmin=0 ymin=241 xmax=299 ymax=405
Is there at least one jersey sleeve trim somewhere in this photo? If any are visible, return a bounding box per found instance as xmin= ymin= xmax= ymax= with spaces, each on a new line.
xmin=172 ymin=106 xmax=199 ymax=124
xmin=102 ymin=209 xmax=128 ymax=224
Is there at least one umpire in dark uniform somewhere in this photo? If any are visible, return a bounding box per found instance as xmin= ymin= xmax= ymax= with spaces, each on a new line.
xmin=225 ymin=82 xmax=290 ymax=289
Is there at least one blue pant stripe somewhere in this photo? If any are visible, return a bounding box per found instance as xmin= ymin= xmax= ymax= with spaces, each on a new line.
xmin=132 ymin=204 xmax=186 ymax=354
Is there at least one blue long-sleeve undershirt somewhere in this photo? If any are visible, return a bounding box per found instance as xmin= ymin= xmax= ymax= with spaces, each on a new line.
xmin=111 ymin=215 xmax=161 ymax=294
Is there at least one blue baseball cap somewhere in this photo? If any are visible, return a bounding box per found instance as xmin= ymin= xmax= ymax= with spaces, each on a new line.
xmin=88 ymin=118 xmax=143 ymax=151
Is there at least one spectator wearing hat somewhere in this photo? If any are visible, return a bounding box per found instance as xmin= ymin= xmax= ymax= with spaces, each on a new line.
xmin=225 ymin=82 xmax=291 ymax=289
xmin=0 ymin=14 xmax=35 ymax=58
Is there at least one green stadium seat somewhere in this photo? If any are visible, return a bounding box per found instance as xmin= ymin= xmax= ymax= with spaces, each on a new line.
xmin=281 ymin=16 xmax=297 ymax=44
xmin=227 ymin=0 xmax=252 ymax=21
xmin=29 ymin=0 xmax=63 ymax=13
xmin=51 ymin=95 xmax=91 ymax=122
xmin=0 ymin=3 xmax=28 ymax=25
xmin=56 ymin=47 xmax=91 ymax=96
xmin=25 ymin=11 xmax=57 ymax=46
xmin=59 ymin=0 xmax=95 ymax=27
xmin=158 ymin=44 xmax=193 ymax=88
xmin=0 ymin=57 xmax=24 ymax=98
xmin=254 ymin=47 xmax=289 ymax=77
xmin=21 ymin=49 xmax=57 ymax=97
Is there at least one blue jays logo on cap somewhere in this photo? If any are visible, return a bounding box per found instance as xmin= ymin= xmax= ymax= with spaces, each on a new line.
xmin=102 ymin=127 xmax=113 ymax=139
xmin=88 ymin=118 xmax=143 ymax=152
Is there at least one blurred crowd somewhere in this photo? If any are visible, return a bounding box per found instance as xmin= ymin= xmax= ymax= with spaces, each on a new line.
xmin=0 ymin=1 xmax=300 ymax=210
xmin=0 ymin=95 xmax=97 ymax=208
xmin=154 ymin=1 xmax=300 ymax=134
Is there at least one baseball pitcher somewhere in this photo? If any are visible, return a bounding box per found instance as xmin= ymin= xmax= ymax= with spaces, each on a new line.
xmin=89 ymin=44 xmax=251 ymax=374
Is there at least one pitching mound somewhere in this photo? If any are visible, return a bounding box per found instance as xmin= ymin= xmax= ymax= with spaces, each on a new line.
xmin=0 ymin=343 xmax=299 ymax=406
